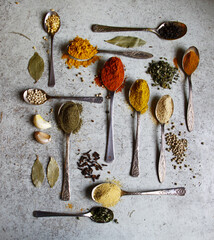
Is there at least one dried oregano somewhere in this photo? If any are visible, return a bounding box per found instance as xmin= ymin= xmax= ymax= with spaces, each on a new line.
xmin=105 ymin=36 xmax=146 ymax=48
xmin=28 ymin=52 xmax=44 ymax=83
xmin=146 ymin=60 xmax=178 ymax=89
xmin=31 ymin=155 xmax=44 ymax=187
xmin=47 ymin=157 xmax=59 ymax=188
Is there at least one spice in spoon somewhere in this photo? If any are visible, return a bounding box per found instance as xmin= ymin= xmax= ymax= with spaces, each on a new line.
xmin=93 ymin=183 xmax=121 ymax=207
xmin=182 ymin=50 xmax=199 ymax=75
xmin=58 ymin=102 xmax=82 ymax=134
xmin=62 ymin=36 xmax=100 ymax=69
xmin=101 ymin=57 xmax=124 ymax=91
xmin=155 ymin=95 xmax=174 ymax=124
xmin=45 ymin=15 xmax=60 ymax=34
xmin=129 ymin=79 xmax=150 ymax=113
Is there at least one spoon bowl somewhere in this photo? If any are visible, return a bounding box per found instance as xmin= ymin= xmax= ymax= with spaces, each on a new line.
xmin=33 ymin=207 xmax=114 ymax=223
xmin=92 ymin=21 xmax=187 ymax=40
xmin=44 ymin=11 xmax=61 ymax=87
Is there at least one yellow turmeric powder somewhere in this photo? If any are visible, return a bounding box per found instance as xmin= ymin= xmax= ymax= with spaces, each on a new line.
xmin=62 ymin=36 xmax=100 ymax=69
xmin=129 ymin=79 xmax=150 ymax=113
xmin=93 ymin=183 xmax=121 ymax=207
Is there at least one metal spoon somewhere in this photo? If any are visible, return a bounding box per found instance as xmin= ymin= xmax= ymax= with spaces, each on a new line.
xmin=92 ymin=21 xmax=187 ymax=40
xmin=44 ymin=11 xmax=61 ymax=87
xmin=103 ymin=77 xmax=124 ymax=163
xmin=92 ymin=183 xmax=186 ymax=204
xmin=33 ymin=207 xmax=114 ymax=223
xmin=182 ymin=46 xmax=199 ymax=132
xmin=155 ymin=95 xmax=174 ymax=183
xmin=23 ymin=88 xmax=103 ymax=105
xmin=67 ymin=45 xmax=153 ymax=60
xmin=58 ymin=102 xmax=80 ymax=201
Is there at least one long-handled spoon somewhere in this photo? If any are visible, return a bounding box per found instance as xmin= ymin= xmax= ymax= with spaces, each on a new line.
xmin=23 ymin=88 xmax=103 ymax=105
xmin=155 ymin=95 xmax=174 ymax=183
xmin=58 ymin=102 xmax=80 ymax=201
xmin=68 ymin=47 xmax=153 ymax=60
xmin=44 ymin=11 xmax=61 ymax=87
xmin=128 ymin=79 xmax=150 ymax=177
xmin=182 ymin=46 xmax=199 ymax=132
xmin=101 ymin=58 xmax=124 ymax=163
xmin=92 ymin=21 xmax=187 ymax=40
xmin=92 ymin=183 xmax=186 ymax=206
xmin=33 ymin=207 xmax=114 ymax=223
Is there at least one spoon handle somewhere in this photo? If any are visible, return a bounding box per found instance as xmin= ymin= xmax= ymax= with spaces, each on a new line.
xmin=130 ymin=111 xmax=140 ymax=177
xmin=187 ymin=75 xmax=194 ymax=131
xmin=48 ymin=35 xmax=55 ymax=87
xmin=92 ymin=24 xmax=151 ymax=32
xmin=98 ymin=49 xmax=153 ymax=59
xmin=123 ymin=187 xmax=186 ymax=196
xmin=158 ymin=124 xmax=166 ymax=183
xmin=105 ymin=91 xmax=115 ymax=163
xmin=51 ymin=96 xmax=103 ymax=103
xmin=33 ymin=211 xmax=88 ymax=218
xmin=61 ymin=134 xmax=70 ymax=201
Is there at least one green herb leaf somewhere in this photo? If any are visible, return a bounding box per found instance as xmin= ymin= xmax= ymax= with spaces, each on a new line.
xmin=31 ymin=156 xmax=44 ymax=187
xmin=28 ymin=52 xmax=44 ymax=83
xmin=105 ymin=36 xmax=146 ymax=48
xmin=47 ymin=157 xmax=59 ymax=188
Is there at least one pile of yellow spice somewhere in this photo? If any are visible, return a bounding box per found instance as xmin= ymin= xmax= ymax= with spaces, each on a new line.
xmin=45 ymin=15 xmax=60 ymax=34
xmin=93 ymin=183 xmax=121 ymax=207
xmin=62 ymin=36 xmax=100 ymax=69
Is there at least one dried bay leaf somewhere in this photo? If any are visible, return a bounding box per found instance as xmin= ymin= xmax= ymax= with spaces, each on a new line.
xmin=47 ymin=157 xmax=59 ymax=188
xmin=105 ymin=36 xmax=146 ymax=48
xmin=32 ymin=156 xmax=44 ymax=187
xmin=28 ymin=52 xmax=44 ymax=83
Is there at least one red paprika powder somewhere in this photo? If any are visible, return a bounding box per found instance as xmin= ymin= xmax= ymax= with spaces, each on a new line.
xmin=101 ymin=57 xmax=124 ymax=92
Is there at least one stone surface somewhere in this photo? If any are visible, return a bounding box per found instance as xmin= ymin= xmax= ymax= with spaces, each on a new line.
xmin=0 ymin=0 xmax=213 ymax=239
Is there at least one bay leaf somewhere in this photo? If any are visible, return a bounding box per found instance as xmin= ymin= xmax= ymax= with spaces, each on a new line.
xmin=47 ymin=157 xmax=59 ymax=188
xmin=32 ymin=156 xmax=44 ymax=187
xmin=28 ymin=52 xmax=44 ymax=83
xmin=105 ymin=36 xmax=146 ymax=48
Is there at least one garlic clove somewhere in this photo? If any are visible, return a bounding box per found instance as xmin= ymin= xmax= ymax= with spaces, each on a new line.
xmin=34 ymin=131 xmax=51 ymax=144
xmin=33 ymin=114 xmax=51 ymax=129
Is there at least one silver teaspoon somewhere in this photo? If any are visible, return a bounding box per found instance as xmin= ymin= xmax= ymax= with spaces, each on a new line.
xmin=182 ymin=46 xmax=199 ymax=132
xmin=44 ymin=11 xmax=61 ymax=87
xmin=155 ymin=95 xmax=174 ymax=183
xmin=92 ymin=183 xmax=186 ymax=205
xmin=23 ymin=88 xmax=103 ymax=105
xmin=33 ymin=207 xmax=114 ymax=223
xmin=92 ymin=21 xmax=187 ymax=40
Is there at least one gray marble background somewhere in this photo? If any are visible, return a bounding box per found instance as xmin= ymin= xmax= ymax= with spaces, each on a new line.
xmin=0 ymin=0 xmax=213 ymax=239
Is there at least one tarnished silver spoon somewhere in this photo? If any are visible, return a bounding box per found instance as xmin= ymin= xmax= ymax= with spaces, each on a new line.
xmin=23 ymin=88 xmax=103 ymax=105
xmin=92 ymin=21 xmax=187 ymax=40
xmin=33 ymin=207 xmax=114 ymax=223
xmin=44 ymin=11 xmax=61 ymax=87
xmin=182 ymin=46 xmax=199 ymax=132
xmin=92 ymin=183 xmax=186 ymax=206
xmin=67 ymin=44 xmax=153 ymax=60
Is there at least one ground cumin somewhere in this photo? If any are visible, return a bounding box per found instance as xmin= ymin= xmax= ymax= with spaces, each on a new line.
xmin=93 ymin=183 xmax=121 ymax=207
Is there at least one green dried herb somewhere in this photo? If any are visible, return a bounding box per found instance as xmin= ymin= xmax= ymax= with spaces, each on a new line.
xmin=31 ymin=156 xmax=44 ymax=187
xmin=91 ymin=207 xmax=114 ymax=223
xmin=146 ymin=60 xmax=178 ymax=89
xmin=58 ymin=102 xmax=82 ymax=134
xmin=28 ymin=52 xmax=44 ymax=83
xmin=47 ymin=157 xmax=59 ymax=188
xmin=105 ymin=36 xmax=146 ymax=48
